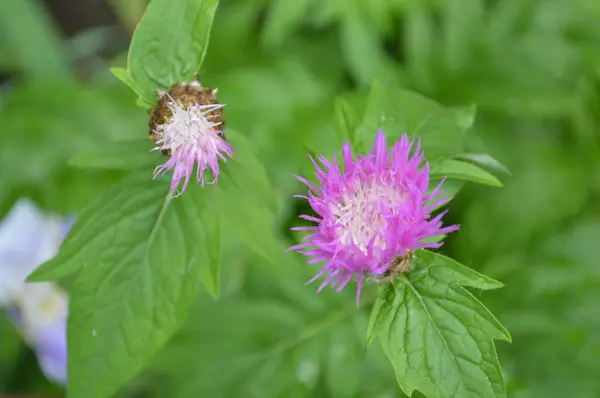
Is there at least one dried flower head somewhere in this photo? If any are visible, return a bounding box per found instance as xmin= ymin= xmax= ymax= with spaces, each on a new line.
xmin=150 ymin=80 xmax=232 ymax=197
xmin=288 ymin=130 xmax=460 ymax=306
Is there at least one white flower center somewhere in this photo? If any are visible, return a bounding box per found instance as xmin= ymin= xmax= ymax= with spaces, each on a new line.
xmin=155 ymin=99 xmax=224 ymax=152
xmin=330 ymin=177 xmax=406 ymax=253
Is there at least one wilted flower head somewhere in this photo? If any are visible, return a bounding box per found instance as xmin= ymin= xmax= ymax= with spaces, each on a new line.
xmin=0 ymin=198 xmax=71 ymax=385
xmin=150 ymin=80 xmax=232 ymax=197
xmin=288 ymin=130 xmax=459 ymax=306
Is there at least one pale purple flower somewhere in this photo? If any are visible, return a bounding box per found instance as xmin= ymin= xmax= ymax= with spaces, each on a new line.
xmin=35 ymin=317 xmax=67 ymax=383
xmin=0 ymin=198 xmax=71 ymax=386
xmin=151 ymin=94 xmax=232 ymax=197
xmin=8 ymin=284 xmax=68 ymax=385
xmin=288 ymin=130 xmax=460 ymax=306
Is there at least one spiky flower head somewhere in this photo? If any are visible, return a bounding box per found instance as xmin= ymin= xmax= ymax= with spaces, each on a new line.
xmin=288 ymin=130 xmax=460 ymax=306
xmin=150 ymin=80 xmax=232 ymax=197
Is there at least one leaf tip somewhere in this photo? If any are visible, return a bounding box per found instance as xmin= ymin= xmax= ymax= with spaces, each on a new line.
xmin=26 ymin=267 xmax=50 ymax=283
xmin=484 ymin=278 xmax=505 ymax=290
xmin=365 ymin=334 xmax=377 ymax=347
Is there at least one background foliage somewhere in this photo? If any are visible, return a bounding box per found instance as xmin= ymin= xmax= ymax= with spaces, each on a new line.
xmin=1 ymin=0 xmax=600 ymax=397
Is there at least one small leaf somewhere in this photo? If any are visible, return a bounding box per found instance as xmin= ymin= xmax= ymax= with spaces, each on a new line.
xmin=368 ymin=250 xmax=510 ymax=398
xmin=125 ymin=0 xmax=220 ymax=104
xmin=357 ymin=82 xmax=465 ymax=163
xmin=68 ymin=139 xmax=160 ymax=170
xmin=431 ymin=159 xmax=503 ymax=187
xmin=455 ymin=153 xmax=511 ymax=176
xmin=110 ymin=67 xmax=139 ymax=96
xmin=29 ymin=171 xmax=219 ymax=398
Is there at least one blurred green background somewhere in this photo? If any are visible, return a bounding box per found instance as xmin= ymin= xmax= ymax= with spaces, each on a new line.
xmin=1 ymin=0 xmax=600 ymax=397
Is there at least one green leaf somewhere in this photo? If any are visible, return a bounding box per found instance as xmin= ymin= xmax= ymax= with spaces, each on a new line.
xmin=455 ymin=153 xmax=511 ymax=176
xmin=110 ymin=67 xmax=139 ymax=96
xmin=367 ymin=250 xmax=510 ymax=398
xmin=125 ymin=0 xmax=220 ymax=104
xmin=216 ymin=190 xmax=281 ymax=266
xmin=199 ymin=203 xmax=222 ymax=299
xmin=217 ymin=130 xmax=281 ymax=265
xmin=357 ymin=82 xmax=465 ymax=163
xmin=29 ymin=171 xmax=219 ymax=398
xmin=431 ymin=159 xmax=503 ymax=187
xmin=68 ymin=139 xmax=160 ymax=170
xmin=220 ymin=130 xmax=276 ymax=210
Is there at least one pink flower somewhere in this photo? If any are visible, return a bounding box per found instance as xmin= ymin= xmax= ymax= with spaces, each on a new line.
xmin=288 ymin=130 xmax=459 ymax=306
xmin=151 ymin=86 xmax=232 ymax=197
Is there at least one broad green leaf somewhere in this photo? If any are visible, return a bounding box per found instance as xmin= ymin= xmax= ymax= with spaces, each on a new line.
xmin=367 ymin=250 xmax=510 ymax=398
xmin=68 ymin=139 xmax=160 ymax=170
xmin=220 ymin=130 xmax=276 ymax=210
xmin=125 ymin=0 xmax=220 ymax=104
xmin=431 ymin=159 xmax=503 ymax=187
xmin=216 ymin=130 xmax=280 ymax=265
xmin=29 ymin=171 xmax=219 ymax=398
xmin=357 ymin=82 xmax=465 ymax=163
xmin=199 ymin=203 xmax=222 ymax=299
xmin=216 ymin=191 xmax=280 ymax=266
